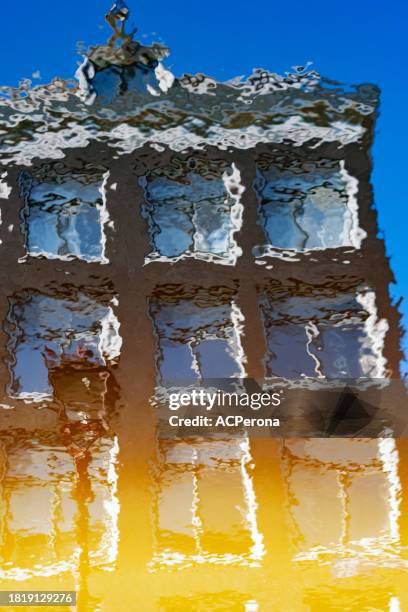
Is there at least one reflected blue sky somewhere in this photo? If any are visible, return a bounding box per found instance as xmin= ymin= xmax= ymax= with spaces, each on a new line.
xmin=1 ymin=0 xmax=406 ymax=370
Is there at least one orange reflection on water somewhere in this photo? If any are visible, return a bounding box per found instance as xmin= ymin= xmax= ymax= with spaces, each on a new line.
xmin=0 ymin=283 xmax=406 ymax=610
xmin=1 ymin=418 xmax=408 ymax=611
xmin=151 ymin=437 xmax=264 ymax=569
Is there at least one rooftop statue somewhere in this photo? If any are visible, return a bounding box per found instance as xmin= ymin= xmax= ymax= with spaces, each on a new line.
xmin=76 ymin=0 xmax=175 ymax=103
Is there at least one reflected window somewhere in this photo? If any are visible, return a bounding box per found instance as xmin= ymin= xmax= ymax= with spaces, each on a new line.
xmin=19 ymin=162 xmax=109 ymax=262
xmin=5 ymin=289 xmax=121 ymax=401
xmin=0 ymin=431 xmax=119 ymax=579
xmin=253 ymin=154 xmax=365 ymax=255
xmin=152 ymin=437 xmax=263 ymax=567
xmin=149 ymin=286 xmax=245 ymax=384
xmin=282 ymin=439 xmax=400 ymax=560
xmin=140 ymin=158 xmax=243 ymax=265
xmin=259 ymin=282 xmax=387 ymax=379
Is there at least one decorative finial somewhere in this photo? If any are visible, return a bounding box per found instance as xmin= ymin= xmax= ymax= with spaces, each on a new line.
xmin=84 ymin=0 xmax=169 ymax=69
xmin=105 ymin=1 xmax=137 ymax=52
xmin=76 ymin=0 xmax=174 ymax=103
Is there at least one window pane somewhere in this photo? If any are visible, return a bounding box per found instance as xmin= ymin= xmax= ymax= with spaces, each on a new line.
xmin=259 ymin=283 xmax=387 ymax=379
xmin=141 ymin=158 xmax=243 ymax=265
xmin=6 ymin=289 xmax=121 ymax=401
xmin=253 ymin=155 xmax=364 ymax=255
xmin=149 ymin=286 xmax=245 ymax=385
xmin=20 ymin=163 xmax=109 ymax=263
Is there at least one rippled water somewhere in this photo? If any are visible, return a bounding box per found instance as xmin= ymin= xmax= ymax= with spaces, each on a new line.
xmin=0 ymin=1 xmax=406 ymax=610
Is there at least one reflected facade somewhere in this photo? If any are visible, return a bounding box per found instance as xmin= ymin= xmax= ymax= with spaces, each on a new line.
xmin=0 ymin=3 xmax=406 ymax=610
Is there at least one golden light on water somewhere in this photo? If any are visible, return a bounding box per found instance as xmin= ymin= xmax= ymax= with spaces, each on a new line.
xmin=1 ymin=416 xmax=408 ymax=611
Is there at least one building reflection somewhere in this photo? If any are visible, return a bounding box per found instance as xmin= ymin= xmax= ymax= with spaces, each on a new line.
xmin=0 ymin=0 xmax=407 ymax=607
xmin=0 ymin=284 xmax=121 ymax=589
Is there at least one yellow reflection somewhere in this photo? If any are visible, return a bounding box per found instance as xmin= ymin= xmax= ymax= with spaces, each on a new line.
xmin=282 ymin=438 xmax=401 ymax=564
xmin=151 ymin=437 xmax=264 ymax=568
xmin=0 ymin=431 xmax=119 ymax=583
xmin=1 ymin=424 xmax=408 ymax=611
xmin=159 ymin=593 xmax=258 ymax=611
